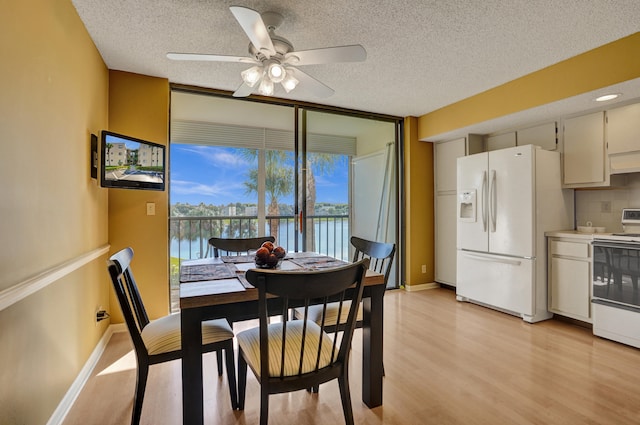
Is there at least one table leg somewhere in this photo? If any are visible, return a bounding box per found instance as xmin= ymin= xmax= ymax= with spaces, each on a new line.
xmin=181 ymin=308 xmax=203 ymax=425
xmin=362 ymin=284 xmax=384 ymax=407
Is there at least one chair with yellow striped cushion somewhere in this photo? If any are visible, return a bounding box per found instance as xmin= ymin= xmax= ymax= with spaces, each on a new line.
xmin=236 ymin=259 xmax=370 ymax=425
xmin=295 ymin=236 xmax=395 ymax=331
xmin=107 ymin=247 xmax=237 ymax=425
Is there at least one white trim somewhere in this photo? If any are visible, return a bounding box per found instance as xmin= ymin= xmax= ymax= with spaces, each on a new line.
xmin=404 ymin=282 xmax=440 ymax=292
xmin=47 ymin=324 xmax=117 ymax=425
xmin=0 ymin=245 xmax=110 ymax=312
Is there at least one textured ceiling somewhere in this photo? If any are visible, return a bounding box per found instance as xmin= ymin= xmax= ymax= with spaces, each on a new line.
xmin=71 ymin=0 xmax=640 ymax=122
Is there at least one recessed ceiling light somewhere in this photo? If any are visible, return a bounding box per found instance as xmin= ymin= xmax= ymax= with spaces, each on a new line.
xmin=594 ymin=93 xmax=621 ymax=102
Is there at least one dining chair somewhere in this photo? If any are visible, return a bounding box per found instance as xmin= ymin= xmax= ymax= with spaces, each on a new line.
xmin=207 ymin=236 xmax=276 ymax=258
xmin=107 ymin=247 xmax=238 ymax=425
xmin=236 ymin=259 xmax=370 ymax=425
xmin=294 ymin=236 xmax=396 ymax=332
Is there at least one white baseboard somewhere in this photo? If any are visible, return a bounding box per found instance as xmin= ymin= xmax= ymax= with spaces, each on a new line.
xmin=404 ymin=282 xmax=439 ymax=292
xmin=47 ymin=324 xmax=123 ymax=425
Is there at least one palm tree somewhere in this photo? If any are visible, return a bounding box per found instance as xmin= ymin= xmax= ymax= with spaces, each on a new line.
xmin=242 ymin=149 xmax=293 ymax=243
xmin=105 ymin=143 xmax=113 ymax=166
xmin=302 ymin=153 xmax=340 ymax=251
xmin=243 ymin=148 xmax=340 ymax=251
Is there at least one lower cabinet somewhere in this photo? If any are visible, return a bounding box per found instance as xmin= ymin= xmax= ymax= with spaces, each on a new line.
xmin=547 ymin=236 xmax=592 ymax=322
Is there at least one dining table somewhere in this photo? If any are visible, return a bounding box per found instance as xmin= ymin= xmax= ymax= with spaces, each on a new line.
xmin=179 ymin=251 xmax=386 ymax=425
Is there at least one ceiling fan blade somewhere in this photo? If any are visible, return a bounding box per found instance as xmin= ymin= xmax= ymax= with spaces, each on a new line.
xmin=167 ymin=52 xmax=258 ymax=64
xmin=289 ymin=68 xmax=334 ymax=98
xmin=232 ymin=82 xmax=255 ymax=98
xmin=285 ymin=45 xmax=366 ymax=66
xmin=229 ymin=6 xmax=276 ymax=57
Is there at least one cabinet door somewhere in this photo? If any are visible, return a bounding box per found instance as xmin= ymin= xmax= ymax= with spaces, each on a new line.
xmin=563 ymin=112 xmax=605 ymax=185
xmin=607 ymin=103 xmax=640 ymax=155
xmin=550 ymin=257 xmax=590 ymax=319
xmin=486 ymin=132 xmax=516 ymax=151
xmin=435 ymin=193 xmax=457 ymax=285
xmin=517 ymin=122 xmax=557 ymax=151
xmin=435 ymin=138 xmax=466 ymax=192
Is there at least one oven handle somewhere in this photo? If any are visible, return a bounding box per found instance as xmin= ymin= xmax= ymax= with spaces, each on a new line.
xmin=592 ymin=240 xmax=640 ymax=249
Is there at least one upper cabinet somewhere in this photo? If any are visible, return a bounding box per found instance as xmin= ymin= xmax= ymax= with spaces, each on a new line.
xmin=434 ymin=135 xmax=483 ymax=192
xmin=562 ymin=111 xmax=609 ymax=188
xmin=486 ymin=132 xmax=516 ymax=151
xmin=607 ymin=103 xmax=640 ymax=154
xmin=607 ymin=103 xmax=640 ymax=174
xmin=435 ymin=138 xmax=466 ymax=192
xmin=517 ymin=122 xmax=557 ymax=151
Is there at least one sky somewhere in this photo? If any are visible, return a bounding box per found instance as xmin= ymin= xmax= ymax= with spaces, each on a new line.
xmin=169 ymin=144 xmax=348 ymax=206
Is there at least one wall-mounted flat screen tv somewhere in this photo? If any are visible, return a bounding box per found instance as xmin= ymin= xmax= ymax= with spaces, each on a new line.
xmin=100 ymin=130 xmax=165 ymax=191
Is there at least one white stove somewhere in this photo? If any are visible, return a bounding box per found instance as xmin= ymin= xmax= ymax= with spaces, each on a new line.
xmin=594 ymin=209 xmax=640 ymax=243
xmin=591 ymin=209 xmax=640 ymax=349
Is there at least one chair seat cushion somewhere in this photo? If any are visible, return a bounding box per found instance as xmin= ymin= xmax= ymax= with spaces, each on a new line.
xmin=237 ymin=320 xmax=336 ymax=377
xmin=293 ymin=301 xmax=363 ymax=327
xmin=141 ymin=313 xmax=234 ymax=355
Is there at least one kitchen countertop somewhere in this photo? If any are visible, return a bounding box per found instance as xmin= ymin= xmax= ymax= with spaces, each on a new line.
xmin=545 ymin=230 xmax=609 ymax=239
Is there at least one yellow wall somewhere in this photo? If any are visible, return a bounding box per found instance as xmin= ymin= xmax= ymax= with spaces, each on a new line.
xmin=404 ymin=117 xmax=435 ymax=287
xmin=419 ymin=32 xmax=640 ymax=139
xmin=108 ymin=71 xmax=170 ymax=321
xmin=0 ymin=0 xmax=110 ymax=423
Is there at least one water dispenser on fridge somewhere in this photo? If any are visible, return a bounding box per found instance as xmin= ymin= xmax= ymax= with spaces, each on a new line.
xmin=458 ymin=189 xmax=476 ymax=222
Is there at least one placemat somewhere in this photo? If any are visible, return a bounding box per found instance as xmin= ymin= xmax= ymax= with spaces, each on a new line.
xmin=180 ymin=262 xmax=237 ymax=283
xmin=290 ymin=255 xmax=348 ymax=270
xmin=220 ymin=255 xmax=255 ymax=264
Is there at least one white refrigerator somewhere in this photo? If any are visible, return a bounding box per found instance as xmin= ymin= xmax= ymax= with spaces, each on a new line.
xmin=456 ymin=144 xmax=573 ymax=322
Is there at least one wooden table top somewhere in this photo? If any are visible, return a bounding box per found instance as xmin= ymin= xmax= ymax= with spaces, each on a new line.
xmin=179 ymin=253 xmax=384 ymax=309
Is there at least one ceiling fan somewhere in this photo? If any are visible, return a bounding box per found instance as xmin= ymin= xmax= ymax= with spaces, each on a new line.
xmin=167 ymin=6 xmax=366 ymax=98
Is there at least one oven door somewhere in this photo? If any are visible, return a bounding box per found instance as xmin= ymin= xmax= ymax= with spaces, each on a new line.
xmin=592 ymin=240 xmax=640 ymax=308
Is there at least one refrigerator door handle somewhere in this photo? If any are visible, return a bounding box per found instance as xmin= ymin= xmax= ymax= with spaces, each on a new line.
xmin=462 ymin=252 xmax=522 ymax=266
xmin=489 ymin=169 xmax=497 ymax=232
xmin=481 ymin=171 xmax=488 ymax=231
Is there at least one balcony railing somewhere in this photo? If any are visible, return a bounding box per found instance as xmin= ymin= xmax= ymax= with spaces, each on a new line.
xmin=169 ymin=214 xmax=350 ymax=311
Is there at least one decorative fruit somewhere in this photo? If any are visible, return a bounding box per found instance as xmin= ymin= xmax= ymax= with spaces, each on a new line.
xmin=273 ymin=246 xmax=286 ymax=259
xmin=255 ymin=247 xmax=270 ymax=266
xmin=266 ymin=253 xmax=279 ymax=268
xmin=261 ymin=241 xmax=275 ymax=252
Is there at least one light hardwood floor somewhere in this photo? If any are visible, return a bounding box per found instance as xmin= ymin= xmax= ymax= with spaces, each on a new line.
xmin=62 ymin=287 xmax=640 ymax=425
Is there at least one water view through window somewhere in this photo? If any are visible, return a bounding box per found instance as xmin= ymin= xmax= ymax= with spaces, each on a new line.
xmin=169 ymin=143 xmax=350 ymax=300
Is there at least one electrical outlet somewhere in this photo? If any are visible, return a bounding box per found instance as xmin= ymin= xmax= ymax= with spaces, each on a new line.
xmin=95 ymin=306 xmax=109 ymax=325
xmin=421 ymin=264 xmax=427 ymax=273
xmin=146 ymin=202 xmax=156 ymax=216
xmin=601 ymin=201 xmax=611 ymax=213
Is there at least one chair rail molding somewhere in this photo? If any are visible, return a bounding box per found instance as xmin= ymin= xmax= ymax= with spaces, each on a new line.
xmin=0 ymin=244 xmax=110 ymax=311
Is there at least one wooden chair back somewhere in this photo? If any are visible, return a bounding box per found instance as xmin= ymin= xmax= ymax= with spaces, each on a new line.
xmin=246 ymin=258 xmax=369 ymax=387
xmin=107 ymin=247 xmax=150 ymax=356
xmin=208 ymin=236 xmax=276 ymax=258
xmin=351 ymin=236 xmax=396 ymax=288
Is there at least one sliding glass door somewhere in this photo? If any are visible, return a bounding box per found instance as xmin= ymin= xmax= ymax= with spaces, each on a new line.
xmin=168 ymin=90 xmax=399 ymax=310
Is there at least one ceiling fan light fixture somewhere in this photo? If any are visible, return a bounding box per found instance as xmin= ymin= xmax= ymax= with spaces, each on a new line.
xmin=241 ymin=65 xmax=263 ymax=87
xmin=267 ymin=62 xmax=286 ymax=83
xmin=281 ymin=73 xmax=299 ymax=93
xmin=258 ymin=77 xmax=275 ymax=96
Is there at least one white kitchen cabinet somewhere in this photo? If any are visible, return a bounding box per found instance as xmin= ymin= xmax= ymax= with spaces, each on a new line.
xmin=607 ymin=102 xmax=640 ymax=155
xmin=435 ymin=137 xmax=466 ymax=192
xmin=486 ymin=132 xmax=516 ymax=151
xmin=435 ymin=193 xmax=457 ymax=285
xmin=434 ymin=135 xmax=483 ymax=286
xmin=562 ymin=111 xmax=609 ymax=188
xmin=547 ymin=236 xmax=592 ymax=322
xmin=517 ymin=122 xmax=557 ymax=151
